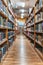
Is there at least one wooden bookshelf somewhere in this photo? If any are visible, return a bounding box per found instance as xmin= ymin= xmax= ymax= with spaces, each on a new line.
xmin=35 ymin=31 xmax=43 ymax=34
xmin=0 ymin=0 xmax=16 ymax=62
xmin=0 ymin=26 xmax=7 ymax=30
xmin=2 ymin=0 xmax=8 ymax=7
xmin=35 ymin=40 xmax=43 ymax=47
xmin=35 ymin=6 xmax=43 ymax=15
xmin=0 ymin=11 xmax=8 ymax=19
xmin=0 ymin=38 xmax=7 ymax=46
xmin=8 ymin=18 xmax=14 ymax=24
xmin=35 ymin=19 xmax=43 ymax=24
xmin=24 ymin=32 xmax=34 ymax=41
xmin=28 ymin=31 xmax=34 ymax=33
xmin=9 ymin=34 xmax=14 ymax=39
xmin=26 ymin=23 xmax=34 ymax=28
xmin=35 ymin=48 xmax=43 ymax=60
xmin=23 ymin=0 xmax=43 ymax=60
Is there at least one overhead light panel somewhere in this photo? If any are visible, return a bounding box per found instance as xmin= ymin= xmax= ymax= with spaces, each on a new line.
xmin=20 ymin=9 xmax=25 ymax=13
xmin=16 ymin=2 xmax=25 ymax=7
xmin=21 ymin=14 xmax=24 ymax=18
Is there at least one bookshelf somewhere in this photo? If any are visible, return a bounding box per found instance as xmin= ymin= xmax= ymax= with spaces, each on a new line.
xmin=23 ymin=0 xmax=43 ymax=60
xmin=0 ymin=0 xmax=16 ymax=62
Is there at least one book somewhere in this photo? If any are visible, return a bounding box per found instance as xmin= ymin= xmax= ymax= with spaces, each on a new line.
xmin=8 ymin=31 xmax=14 ymax=38
xmin=0 ymin=16 xmax=3 ymax=27
xmin=0 ymin=32 xmax=5 ymax=42
xmin=35 ymin=23 xmax=43 ymax=32
xmin=0 ymin=44 xmax=7 ymax=61
xmin=7 ymin=22 xmax=14 ymax=29
xmin=0 ymin=16 xmax=6 ymax=27
xmin=39 ymin=0 xmax=43 ymax=8
xmin=40 ymin=12 xmax=43 ymax=19
xmin=36 ymin=0 xmax=43 ymax=10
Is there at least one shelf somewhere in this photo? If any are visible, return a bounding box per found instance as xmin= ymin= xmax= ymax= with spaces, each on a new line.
xmin=8 ymin=28 xmax=14 ymax=31
xmin=26 ymin=15 xmax=34 ymax=25
xmin=2 ymin=0 xmax=8 ymax=7
xmin=28 ymin=30 xmax=34 ymax=33
xmin=35 ymin=48 xmax=43 ymax=60
xmin=29 ymin=36 xmax=34 ymax=41
xmin=0 ymin=26 xmax=15 ymax=31
xmin=0 ymin=11 xmax=8 ymax=18
xmin=0 ymin=11 xmax=14 ymax=25
xmin=0 ymin=26 xmax=8 ymax=30
xmin=35 ymin=6 xmax=43 ymax=15
xmin=35 ymin=19 xmax=43 ymax=24
xmin=35 ymin=40 xmax=43 ymax=47
xmin=31 ymin=15 xmax=34 ymax=20
xmin=8 ymin=8 xmax=15 ymax=18
xmin=35 ymin=31 xmax=43 ymax=34
xmin=24 ymin=32 xmax=34 ymax=41
xmin=9 ymin=35 xmax=14 ymax=39
xmin=0 ymin=38 xmax=7 ymax=46
xmin=26 ymin=20 xmax=30 ymax=25
xmin=26 ymin=23 xmax=34 ymax=28
xmin=8 ymin=18 xmax=14 ymax=24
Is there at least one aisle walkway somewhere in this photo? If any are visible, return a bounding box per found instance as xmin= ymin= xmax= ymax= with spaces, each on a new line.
xmin=2 ymin=35 xmax=43 ymax=65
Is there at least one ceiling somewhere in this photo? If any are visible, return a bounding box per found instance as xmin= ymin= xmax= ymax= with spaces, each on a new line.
xmin=10 ymin=0 xmax=37 ymax=8
xmin=10 ymin=0 xmax=37 ymax=18
xmin=10 ymin=0 xmax=37 ymax=25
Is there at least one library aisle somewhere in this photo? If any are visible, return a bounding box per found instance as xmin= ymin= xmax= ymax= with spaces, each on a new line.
xmin=1 ymin=34 xmax=43 ymax=65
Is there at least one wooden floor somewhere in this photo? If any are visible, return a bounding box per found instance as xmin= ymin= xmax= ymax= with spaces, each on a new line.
xmin=1 ymin=34 xmax=43 ymax=65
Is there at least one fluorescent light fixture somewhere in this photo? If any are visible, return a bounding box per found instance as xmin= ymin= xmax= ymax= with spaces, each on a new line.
xmin=19 ymin=9 xmax=25 ymax=13
xmin=16 ymin=2 xmax=25 ymax=7
xmin=21 ymin=16 xmax=24 ymax=18
xmin=21 ymin=14 xmax=24 ymax=18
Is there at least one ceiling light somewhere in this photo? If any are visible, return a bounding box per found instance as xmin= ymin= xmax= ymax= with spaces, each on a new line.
xmin=19 ymin=9 xmax=25 ymax=13
xmin=21 ymin=14 xmax=24 ymax=18
xmin=16 ymin=2 xmax=25 ymax=7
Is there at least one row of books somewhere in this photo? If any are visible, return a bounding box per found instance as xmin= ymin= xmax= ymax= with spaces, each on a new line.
xmin=27 ymin=32 xmax=43 ymax=45
xmin=27 ymin=18 xmax=34 ymax=27
xmin=0 ymin=0 xmax=8 ymax=16
xmin=0 ymin=0 xmax=14 ymax=23
xmin=27 ymin=22 xmax=43 ymax=32
xmin=35 ymin=34 xmax=43 ymax=45
xmin=8 ymin=31 xmax=14 ymax=37
xmin=35 ymin=22 xmax=43 ymax=32
xmin=36 ymin=12 xmax=43 ymax=22
xmin=8 ymin=37 xmax=14 ymax=46
xmin=29 ymin=33 xmax=34 ymax=39
xmin=0 ymin=0 xmax=4 ymax=11
xmin=0 ymin=15 xmax=14 ymax=29
xmin=0 ymin=32 xmax=5 ymax=42
xmin=0 ymin=44 xmax=8 ymax=61
xmin=0 ymin=15 xmax=7 ymax=27
xmin=36 ymin=0 xmax=43 ymax=10
xmin=7 ymin=22 xmax=14 ymax=29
